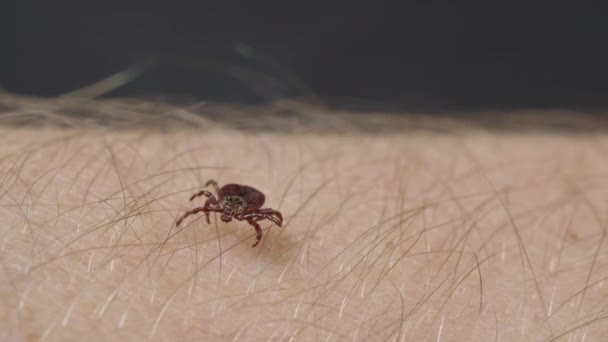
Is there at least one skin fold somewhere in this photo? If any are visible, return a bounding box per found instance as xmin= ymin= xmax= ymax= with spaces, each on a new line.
xmin=1 ymin=105 xmax=608 ymax=341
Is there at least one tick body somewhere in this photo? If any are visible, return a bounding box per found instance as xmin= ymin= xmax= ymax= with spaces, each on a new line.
xmin=176 ymin=180 xmax=283 ymax=247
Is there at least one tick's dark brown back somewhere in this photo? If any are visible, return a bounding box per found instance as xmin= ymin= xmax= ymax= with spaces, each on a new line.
xmin=218 ymin=184 xmax=265 ymax=211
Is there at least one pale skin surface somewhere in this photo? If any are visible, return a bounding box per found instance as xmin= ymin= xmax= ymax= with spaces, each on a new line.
xmin=1 ymin=110 xmax=608 ymax=341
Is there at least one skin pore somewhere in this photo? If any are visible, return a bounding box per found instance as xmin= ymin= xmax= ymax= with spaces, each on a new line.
xmin=1 ymin=97 xmax=608 ymax=341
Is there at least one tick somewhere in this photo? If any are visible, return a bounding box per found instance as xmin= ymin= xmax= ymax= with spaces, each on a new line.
xmin=176 ymin=180 xmax=284 ymax=247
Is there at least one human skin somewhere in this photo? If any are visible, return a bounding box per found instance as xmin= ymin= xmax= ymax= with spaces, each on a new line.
xmin=1 ymin=97 xmax=608 ymax=341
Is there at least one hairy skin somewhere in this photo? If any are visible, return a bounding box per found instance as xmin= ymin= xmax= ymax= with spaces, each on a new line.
xmin=1 ymin=101 xmax=608 ymax=341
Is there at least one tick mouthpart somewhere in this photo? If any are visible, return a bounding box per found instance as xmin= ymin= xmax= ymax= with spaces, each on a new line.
xmin=221 ymin=207 xmax=234 ymax=222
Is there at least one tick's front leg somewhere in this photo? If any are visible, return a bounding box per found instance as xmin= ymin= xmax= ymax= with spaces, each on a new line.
xmin=205 ymin=179 xmax=221 ymax=196
xmin=257 ymin=208 xmax=283 ymax=227
xmin=202 ymin=198 xmax=218 ymax=224
xmin=176 ymin=206 xmax=221 ymax=227
xmin=188 ymin=189 xmax=219 ymax=204
xmin=246 ymin=219 xmax=263 ymax=247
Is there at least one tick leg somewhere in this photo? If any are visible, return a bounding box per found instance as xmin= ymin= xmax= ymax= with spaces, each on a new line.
xmin=237 ymin=208 xmax=283 ymax=247
xmin=188 ymin=189 xmax=219 ymax=204
xmin=247 ymin=219 xmax=263 ymax=247
xmin=258 ymin=208 xmax=283 ymax=227
xmin=176 ymin=207 xmax=221 ymax=226
xmin=202 ymin=198 xmax=216 ymax=224
xmin=205 ymin=179 xmax=221 ymax=196
xmin=239 ymin=209 xmax=283 ymax=227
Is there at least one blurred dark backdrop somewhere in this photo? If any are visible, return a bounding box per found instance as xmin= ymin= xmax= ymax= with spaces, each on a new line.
xmin=2 ymin=2 xmax=607 ymax=111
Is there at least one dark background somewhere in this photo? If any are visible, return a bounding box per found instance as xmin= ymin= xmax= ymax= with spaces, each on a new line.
xmin=2 ymin=2 xmax=607 ymax=111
